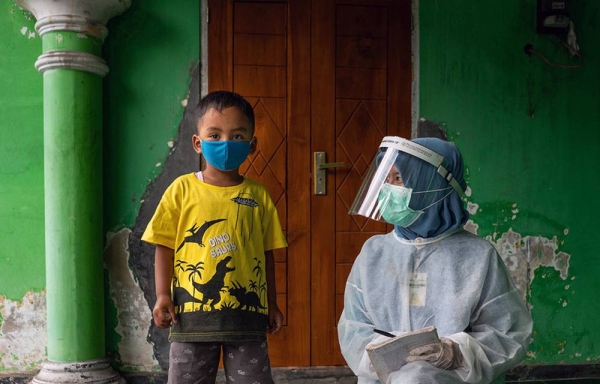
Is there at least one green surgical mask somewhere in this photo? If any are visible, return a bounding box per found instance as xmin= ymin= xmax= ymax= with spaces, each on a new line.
xmin=378 ymin=184 xmax=423 ymax=227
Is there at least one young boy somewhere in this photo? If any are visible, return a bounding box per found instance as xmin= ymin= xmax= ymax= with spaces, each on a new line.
xmin=142 ymin=91 xmax=287 ymax=384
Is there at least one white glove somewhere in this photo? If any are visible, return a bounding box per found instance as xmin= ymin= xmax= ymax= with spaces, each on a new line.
xmin=406 ymin=337 xmax=463 ymax=370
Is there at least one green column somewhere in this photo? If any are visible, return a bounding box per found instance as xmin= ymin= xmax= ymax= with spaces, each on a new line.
xmin=13 ymin=1 xmax=131 ymax=383
xmin=42 ymin=31 xmax=105 ymax=361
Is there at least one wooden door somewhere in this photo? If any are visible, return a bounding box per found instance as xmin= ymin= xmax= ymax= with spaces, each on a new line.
xmin=310 ymin=0 xmax=411 ymax=365
xmin=208 ymin=0 xmax=410 ymax=367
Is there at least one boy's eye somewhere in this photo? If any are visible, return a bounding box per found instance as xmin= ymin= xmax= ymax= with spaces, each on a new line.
xmin=232 ymin=134 xmax=245 ymax=140
xmin=207 ymin=134 xmax=219 ymax=140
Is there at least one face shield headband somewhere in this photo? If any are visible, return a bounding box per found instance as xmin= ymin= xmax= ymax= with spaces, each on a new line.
xmin=349 ymin=136 xmax=466 ymax=222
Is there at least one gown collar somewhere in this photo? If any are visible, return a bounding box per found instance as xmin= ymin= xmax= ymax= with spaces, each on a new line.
xmin=393 ymin=227 xmax=464 ymax=247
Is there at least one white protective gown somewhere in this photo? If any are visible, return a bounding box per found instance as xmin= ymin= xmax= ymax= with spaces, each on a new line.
xmin=337 ymin=229 xmax=533 ymax=384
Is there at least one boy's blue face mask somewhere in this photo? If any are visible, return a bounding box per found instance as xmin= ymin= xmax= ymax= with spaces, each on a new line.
xmin=201 ymin=140 xmax=251 ymax=171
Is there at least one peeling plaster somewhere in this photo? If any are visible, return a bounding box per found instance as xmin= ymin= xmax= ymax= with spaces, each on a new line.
xmin=464 ymin=219 xmax=479 ymax=235
xmin=19 ymin=26 xmax=35 ymax=39
xmin=12 ymin=4 xmax=31 ymax=19
xmin=0 ymin=292 xmax=46 ymax=372
xmin=485 ymin=229 xmax=571 ymax=302
xmin=416 ymin=118 xmax=447 ymax=140
xmin=467 ymin=202 xmax=479 ymax=215
xmin=104 ymin=229 xmax=158 ymax=371
xmin=465 ymin=197 xmax=571 ymax=303
xmin=464 ymin=186 xmax=472 ymax=197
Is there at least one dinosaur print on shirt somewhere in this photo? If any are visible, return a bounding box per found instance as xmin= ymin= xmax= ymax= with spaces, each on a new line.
xmin=142 ymin=174 xmax=287 ymax=342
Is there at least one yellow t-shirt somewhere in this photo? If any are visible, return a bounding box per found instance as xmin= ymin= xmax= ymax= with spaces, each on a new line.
xmin=142 ymin=173 xmax=287 ymax=342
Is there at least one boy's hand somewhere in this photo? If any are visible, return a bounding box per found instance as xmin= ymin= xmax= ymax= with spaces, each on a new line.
xmin=153 ymin=294 xmax=177 ymax=329
xmin=267 ymin=304 xmax=283 ymax=334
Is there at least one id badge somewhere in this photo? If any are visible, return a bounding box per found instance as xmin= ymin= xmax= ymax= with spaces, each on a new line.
xmin=409 ymin=273 xmax=427 ymax=307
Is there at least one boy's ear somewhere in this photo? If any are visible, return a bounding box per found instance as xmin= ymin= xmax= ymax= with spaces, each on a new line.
xmin=192 ymin=134 xmax=202 ymax=154
xmin=249 ymin=137 xmax=258 ymax=154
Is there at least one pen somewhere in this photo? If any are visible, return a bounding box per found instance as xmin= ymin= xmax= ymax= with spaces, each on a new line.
xmin=374 ymin=328 xmax=395 ymax=338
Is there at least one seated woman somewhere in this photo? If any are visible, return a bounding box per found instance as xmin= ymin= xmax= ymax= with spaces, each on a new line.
xmin=338 ymin=137 xmax=532 ymax=384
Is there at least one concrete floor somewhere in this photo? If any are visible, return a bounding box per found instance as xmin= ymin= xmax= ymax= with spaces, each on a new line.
xmin=3 ymin=365 xmax=599 ymax=383
xmin=119 ymin=366 xmax=600 ymax=384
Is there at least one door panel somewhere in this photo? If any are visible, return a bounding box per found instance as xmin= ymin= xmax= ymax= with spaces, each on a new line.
xmin=208 ymin=0 xmax=410 ymax=367
xmin=209 ymin=0 xmax=311 ymax=366
xmin=311 ymin=0 xmax=411 ymax=366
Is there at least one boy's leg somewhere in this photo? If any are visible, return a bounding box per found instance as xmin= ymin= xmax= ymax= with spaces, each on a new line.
xmin=168 ymin=341 xmax=221 ymax=384
xmin=222 ymin=340 xmax=274 ymax=384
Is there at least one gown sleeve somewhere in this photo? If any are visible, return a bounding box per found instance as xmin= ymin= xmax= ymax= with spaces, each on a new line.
xmin=338 ymin=260 xmax=385 ymax=382
xmin=449 ymin=250 xmax=533 ymax=383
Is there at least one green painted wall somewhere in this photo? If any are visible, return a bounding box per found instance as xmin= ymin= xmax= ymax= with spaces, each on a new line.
xmin=0 ymin=3 xmax=44 ymax=301
xmin=2 ymin=0 xmax=599 ymax=376
xmin=104 ymin=1 xmax=200 ymax=232
xmin=420 ymin=0 xmax=600 ymax=364
xmin=102 ymin=0 xmax=200 ymax=368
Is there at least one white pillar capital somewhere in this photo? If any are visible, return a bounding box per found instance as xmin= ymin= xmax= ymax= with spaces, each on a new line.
xmin=15 ymin=0 xmax=131 ymax=40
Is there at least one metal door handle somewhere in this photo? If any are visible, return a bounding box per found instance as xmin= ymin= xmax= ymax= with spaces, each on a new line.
xmin=318 ymin=162 xmax=346 ymax=169
xmin=314 ymin=152 xmax=345 ymax=195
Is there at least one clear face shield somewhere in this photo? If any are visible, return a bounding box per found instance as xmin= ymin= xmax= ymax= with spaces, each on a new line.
xmin=349 ymin=136 xmax=466 ymax=226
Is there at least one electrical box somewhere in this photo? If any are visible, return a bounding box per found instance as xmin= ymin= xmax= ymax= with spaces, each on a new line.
xmin=536 ymin=0 xmax=570 ymax=34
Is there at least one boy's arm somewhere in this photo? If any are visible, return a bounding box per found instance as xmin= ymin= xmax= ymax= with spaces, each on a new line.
xmin=265 ymin=250 xmax=283 ymax=333
xmin=153 ymin=244 xmax=177 ymax=328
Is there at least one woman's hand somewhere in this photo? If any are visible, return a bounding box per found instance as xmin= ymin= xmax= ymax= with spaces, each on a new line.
xmin=406 ymin=337 xmax=463 ymax=370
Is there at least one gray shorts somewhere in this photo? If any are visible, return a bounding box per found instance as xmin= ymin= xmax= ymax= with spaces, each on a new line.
xmin=168 ymin=341 xmax=274 ymax=384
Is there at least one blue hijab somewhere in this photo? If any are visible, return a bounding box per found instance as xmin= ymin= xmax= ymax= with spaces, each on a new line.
xmin=391 ymin=138 xmax=469 ymax=240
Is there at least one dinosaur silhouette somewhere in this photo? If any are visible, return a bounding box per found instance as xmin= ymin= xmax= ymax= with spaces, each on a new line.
xmin=191 ymin=256 xmax=235 ymax=310
xmin=172 ymin=286 xmax=204 ymax=313
xmin=228 ymin=281 xmax=266 ymax=312
xmin=176 ymin=218 xmax=226 ymax=253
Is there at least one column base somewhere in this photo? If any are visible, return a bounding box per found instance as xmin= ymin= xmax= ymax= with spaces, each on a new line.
xmin=31 ymin=359 xmax=125 ymax=384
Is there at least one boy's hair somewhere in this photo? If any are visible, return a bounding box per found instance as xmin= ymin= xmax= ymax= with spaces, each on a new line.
xmin=195 ymin=91 xmax=255 ymax=132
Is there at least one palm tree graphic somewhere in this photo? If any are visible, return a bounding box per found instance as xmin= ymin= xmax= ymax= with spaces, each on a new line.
xmin=249 ymin=280 xmax=258 ymax=292
xmin=252 ymin=257 xmax=267 ymax=306
xmin=173 ymin=261 xmax=188 ymax=287
xmin=175 ymin=259 xmax=188 ymax=273
xmin=186 ymin=261 xmax=205 ymax=310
